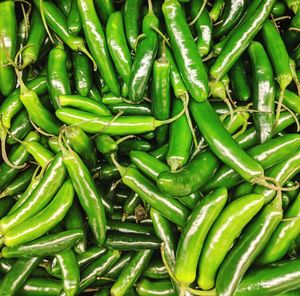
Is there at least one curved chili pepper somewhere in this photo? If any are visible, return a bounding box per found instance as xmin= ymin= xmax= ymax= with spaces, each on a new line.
xmin=109 ymin=103 xmax=152 ymax=116
xmin=136 ymin=279 xmax=176 ymax=296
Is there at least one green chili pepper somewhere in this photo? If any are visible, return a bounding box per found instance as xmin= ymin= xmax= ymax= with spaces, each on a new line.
xmin=67 ymin=0 xmax=82 ymax=35
xmin=107 ymin=220 xmax=154 ymax=236
xmin=163 ymin=0 xmax=208 ymax=102
xmin=94 ymin=0 xmax=114 ymax=24
xmin=143 ymin=258 xmax=168 ymax=280
xmin=272 ymin=1 xmax=287 ymax=16
xmin=119 ymin=139 xmax=152 ymax=155
xmin=210 ymin=0 xmax=275 ymax=81
xmin=191 ymin=0 xmax=212 ymax=57
xmin=284 ymin=0 xmax=299 ymax=14
xmin=0 ymin=198 xmax=14 ymax=220
xmin=229 ymin=58 xmax=251 ymax=102
xmin=1 ymin=229 xmax=83 ymax=258
xmin=209 ymin=0 xmax=225 ymax=23
xmin=0 ymin=166 xmax=35 ymax=199
xmin=284 ymin=9 xmax=300 ymax=50
xmin=3 ymin=180 xmax=74 ymax=247
xmin=128 ymin=0 xmax=159 ymax=102
xmin=203 ymin=134 xmax=300 ymax=192
xmin=76 ymin=246 xmax=106 ymax=269
xmin=0 ymin=257 xmax=41 ymax=296
xmin=109 ymin=103 xmax=152 ymax=116
xmin=216 ymin=196 xmax=283 ymax=296
xmin=235 ymin=258 xmax=300 ymax=295
xmin=21 ymin=9 xmax=46 ymax=69
xmin=78 ymin=0 xmax=120 ymax=96
xmin=136 ymin=279 xmax=176 ymax=296
xmin=111 ymin=250 xmax=153 ymax=296
xmin=78 ymin=250 xmax=120 ymax=293
xmin=198 ymin=193 xmax=265 ymax=290
xmin=7 ymin=110 xmax=33 ymax=145
xmin=0 ymin=153 xmax=67 ymax=234
xmin=65 ymin=200 xmax=87 ymax=254
xmin=107 ymin=12 xmax=132 ymax=88
xmin=257 ymin=192 xmax=300 ymax=265
xmin=56 ymin=249 xmax=79 ymax=296
xmin=61 ymin=144 xmax=106 ymax=245
xmin=0 ymin=0 xmax=17 ymax=96
xmin=175 ymin=188 xmax=228 ymax=285
xmin=124 ymin=0 xmax=142 ymax=51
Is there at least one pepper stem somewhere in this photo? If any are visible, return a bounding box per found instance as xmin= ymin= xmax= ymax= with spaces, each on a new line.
xmin=111 ymin=153 xmax=126 ymax=176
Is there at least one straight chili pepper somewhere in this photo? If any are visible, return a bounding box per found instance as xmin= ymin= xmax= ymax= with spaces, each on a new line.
xmin=67 ymin=0 xmax=82 ymax=35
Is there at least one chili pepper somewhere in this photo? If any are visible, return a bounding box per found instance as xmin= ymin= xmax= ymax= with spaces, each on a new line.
xmin=72 ymin=53 xmax=91 ymax=97
xmin=163 ymin=0 xmax=208 ymax=102
xmin=55 ymin=108 xmax=181 ymax=136
xmin=32 ymin=0 xmax=93 ymax=59
xmin=178 ymin=192 xmax=201 ymax=209
xmin=257 ymin=192 xmax=300 ymax=265
xmin=54 ymin=0 xmax=72 ymax=15
xmin=203 ymin=134 xmax=300 ymax=192
xmin=284 ymin=0 xmax=299 ymax=13
xmin=0 ymin=166 xmax=35 ymax=198
xmin=166 ymin=98 xmax=192 ymax=171
xmin=64 ymin=125 xmax=97 ymax=169
xmin=235 ymin=258 xmax=300 ymax=295
xmin=0 ymin=257 xmax=41 ymax=296
xmin=143 ymin=258 xmax=168 ymax=280
xmin=0 ymin=258 xmax=14 ymax=273
xmin=76 ymin=246 xmax=106 ymax=268
xmin=0 ymin=198 xmax=14 ymax=219
xmin=272 ymin=1 xmax=287 ymax=16
xmin=94 ymin=0 xmax=114 ymax=24
xmin=1 ymin=229 xmax=83 ymax=258
xmin=229 ymin=58 xmax=251 ymax=102
xmin=136 ymin=279 xmax=176 ymax=296
xmin=119 ymin=139 xmax=152 ymax=155
xmin=210 ymin=0 xmax=275 ymax=81
xmin=17 ymin=277 xmax=62 ymax=296
xmin=65 ymin=200 xmax=87 ymax=254
xmin=47 ymin=44 xmax=71 ymax=110
xmin=0 ymin=131 xmax=39 ymax=191
xmin=198 ymin=193 xmax=265 ymax=290
xmin=107 ymin=221 xmax=155 ymax=236
xmin=98 ymin=163 xmax=121 ymax=181
xmin=7 ymin=110 xmax=32 ymax=145
xmin=104 ymin=231 xmax=161 ymax=251
xmin=78 ymin=250 xmax=120 ymax=293
xmin=59 ymin=95 xmax=111 ymax=117
xmin=254 ymin=150 xmax=300 ymax=204
xmin=20 ymin=9 xmax=46 ymax=69
xmin=16 ymin=17 xmax=28 ymax=64
xmin=175 ymin=188 xmax=228 ymax=285
xmin=0 ymin=0 xmax=17 ymax=96
xmin=61 ymin=143 xmax=106 ymax=245
xmin=150 ymin=143 xmax=169 ymax=161
xmin=109 ymin=103 xmax=152 ymax=116
xmin=123 ymin=192 xmax=141 ymax=217
xmin=3 ymin=180 xmax=74 ymax=247
xmin=89 ymin=84 xmax=102 ymax=102
xmin=279 ymin=88 xmax=300 ymax=114
xmin=0 ymin=153 xmax=67 ymax=234
xmin=284 ymin=9 xmax=300 ymax=50
xmin=78 ymin=0 xmax=120 ymax=96
xmin=152 ymin=45 xmax=171 ymax=146
xmin=216 ymin=195 xmax=283 ymax=296
xmin=0 ymin=75 xmax=48 ymax=131
xmin=106 ymin=12 xmax=132 ymax=88
xmin=191 ymin=100 xmax=265 ymax=185
xmin=124 ymin=0 xmax=142 ymax=51
xmin=128 ymin=0 xmax=159 ymax=102
xmin=103 ymin=253 xmax=133 ymax=280
xmin=111 ymin=250 xmax=153 ymax=296
xmin=209 ymin=0 xmax=225 ymax=23
xmin=67 ymin=0 xmax=82 ymax=35
xmin=214 ymin=0 xmax=246 ymax=37
xmin=191 ymin=0 xmax=212 ymax=57
xmin=56 ymin=250 xmax=79 ymax=296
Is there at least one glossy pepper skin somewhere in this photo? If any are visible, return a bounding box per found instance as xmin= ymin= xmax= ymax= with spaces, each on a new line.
xmin=0 ymin=257 xmax=41 ymax=296
xmin=210 ymin=0 xmax=276 ymax=80
xmin=136 ymin=279 xmax=176 ymax=296
xmin=3 ymin=180 xmax=74 ymax=247
xmin=191 ymin=100 xmax=264 ymax=183
xmin=106 ymin=12 xmax=132 ymax=88
xmin=77 ymin=0 xmax=120 ymax=96
xmin=0 ymin=153 xmax=67 ymax=234
xmin=235 ymin=258 xmax=300 ymax=295
xmin=163 ymin=0 xmax=208 ymax=102
xmin=111 ymin=250 xmax=153 ymax=296
xmin=128 ymin=2 xmax=159 ymax=102
xmin=198 ymin=193 xmax=265 ymax=290
xmin=0 ymin=1 xmax=17 ymax=97
xmin=175 ymin=188 xmax=228 ymax=285
xmin=124 ymin=0 xmax=142 ymax=51
xmin=257 ymin=192 xmax=300 ymax=265
xmin=216 ymin=196 xmax=283 ymax=296
xmin=61 ymin=144 xmax=106 ymax=245
xmin=67 ymin=0 xmax=82 ymax=35
xmin=1 ymin=230 xmax=83 ymax=258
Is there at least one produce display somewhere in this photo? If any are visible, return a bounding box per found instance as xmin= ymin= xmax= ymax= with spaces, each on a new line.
xmin=0 ymin=0 xmax=299 ymax=295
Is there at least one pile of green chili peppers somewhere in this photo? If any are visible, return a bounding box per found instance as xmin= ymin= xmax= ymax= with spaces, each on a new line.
xmin=0 ymin=0 xmax=299 ymax=295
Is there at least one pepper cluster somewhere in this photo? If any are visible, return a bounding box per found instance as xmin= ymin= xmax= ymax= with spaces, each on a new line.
xmin=0 ymin=0 xmax=299 ymax=295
